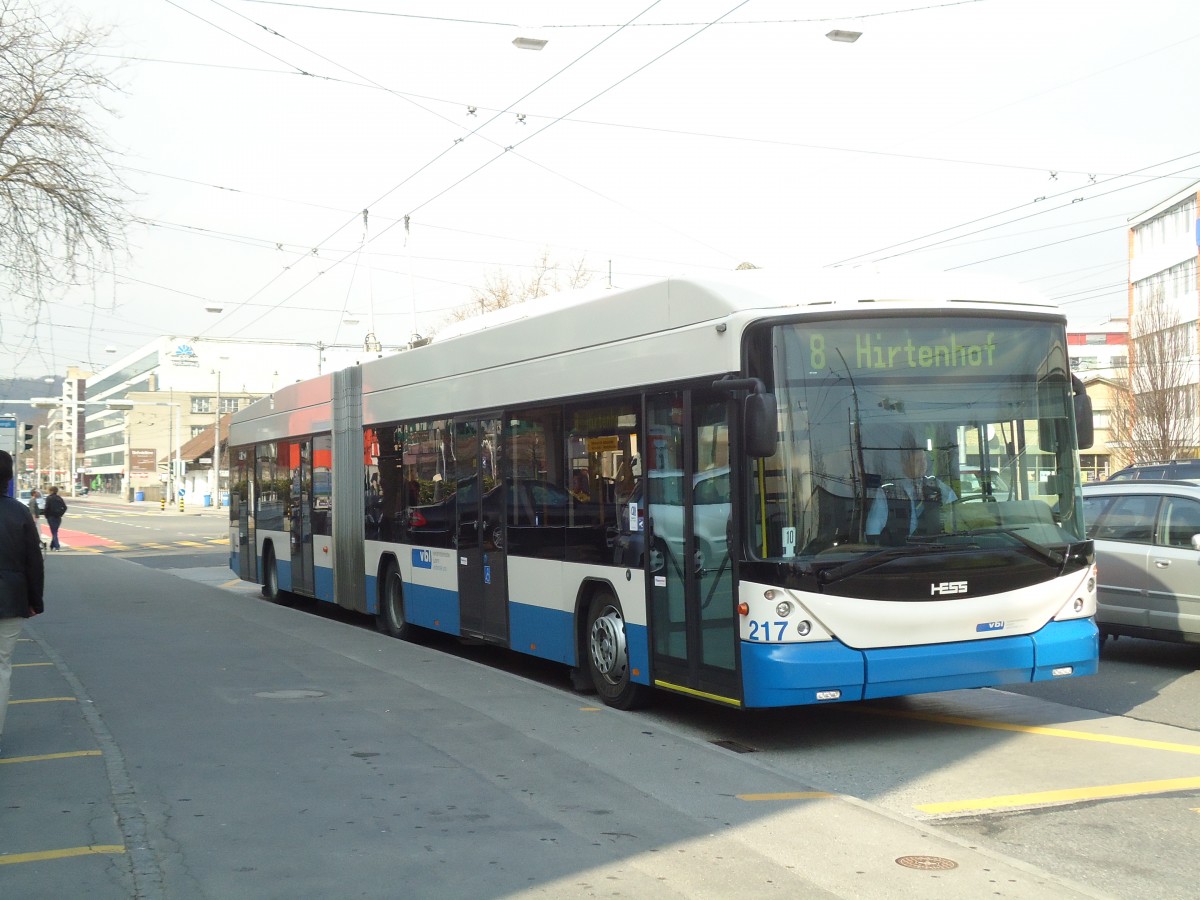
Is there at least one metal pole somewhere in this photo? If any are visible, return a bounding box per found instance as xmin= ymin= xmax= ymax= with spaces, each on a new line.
xmin=67 ymin=395 xmax=77 ymax=497
xmin=174 ymin=404 xmax=182 ymax=509
xmin=213 ymin=370 xmax=221 ymax=506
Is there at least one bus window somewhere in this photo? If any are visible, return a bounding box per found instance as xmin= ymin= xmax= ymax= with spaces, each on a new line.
xmin=566 ymin=399 xmax=639 ymax=565
xmin=505 ymin=406 xmax=565 ymax=561
xmin=402 ymin=419 xmax=455 ymax=548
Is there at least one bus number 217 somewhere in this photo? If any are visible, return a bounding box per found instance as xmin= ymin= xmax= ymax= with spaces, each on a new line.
xmin=747 ymin=620 xmax=789 ymax=642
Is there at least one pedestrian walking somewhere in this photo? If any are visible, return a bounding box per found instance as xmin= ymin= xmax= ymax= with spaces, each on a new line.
xmin=42 ymin=486 xmax=68 ymax=551
xmin=0 ymin=451 xmax=46 ymax=755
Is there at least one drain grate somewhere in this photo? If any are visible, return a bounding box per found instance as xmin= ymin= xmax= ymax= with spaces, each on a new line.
xmin=710 ymin=739 xmax=758 ymax=754
xmin=895 ymin=855 xmax=958 ymax=871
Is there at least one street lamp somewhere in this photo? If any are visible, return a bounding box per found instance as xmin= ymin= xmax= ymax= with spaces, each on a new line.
xmin=36 ymin=424 xmax=48 ymax=487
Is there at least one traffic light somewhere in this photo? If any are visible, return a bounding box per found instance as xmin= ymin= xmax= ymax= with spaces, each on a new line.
xmin=22 ymin=423 xmax=34 ymax=452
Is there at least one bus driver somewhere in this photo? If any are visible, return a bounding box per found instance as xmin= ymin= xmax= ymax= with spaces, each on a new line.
xmin=866 ymin=440 xmax=957 ymax=544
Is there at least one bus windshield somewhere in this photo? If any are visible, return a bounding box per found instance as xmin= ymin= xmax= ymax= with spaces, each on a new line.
xmin=749 ymin=316 xmax=1085 ymax=565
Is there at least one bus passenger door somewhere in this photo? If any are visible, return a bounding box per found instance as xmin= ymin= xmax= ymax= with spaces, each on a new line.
xmin=288 ymin=439 xmax=314 ymax=596
xmin=647 ymin=391 xmax=740 ymax=705
xmin=233 ymin=448 xmax=257 ymax=582
xmin=456 ymin=417 xmax=509 ymax=643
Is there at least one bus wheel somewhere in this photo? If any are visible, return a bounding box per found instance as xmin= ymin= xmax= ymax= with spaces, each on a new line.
xmin=261 ymin=546 xmax=282 ymax=603
xmin=376 ymin=561 xmax=413 ymax=640
xmin=586 ymin=590 xmax=650 ymax=710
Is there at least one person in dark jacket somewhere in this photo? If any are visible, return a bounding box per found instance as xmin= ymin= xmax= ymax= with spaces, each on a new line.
xmin=42 ymin=485 xmax=67 ymax=550
xmin=0 ymin=451 xmax=46 ymax=755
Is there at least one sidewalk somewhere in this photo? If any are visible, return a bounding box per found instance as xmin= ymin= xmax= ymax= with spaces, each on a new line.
xmin=62 ymin=491 xmax=229 ymax=515
xmin=2 ymin=554 xmax=1113 ymax=900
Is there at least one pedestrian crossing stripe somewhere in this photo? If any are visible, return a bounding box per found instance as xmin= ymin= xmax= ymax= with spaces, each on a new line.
xmin=50 ymin=540 xmax=229 ymax=554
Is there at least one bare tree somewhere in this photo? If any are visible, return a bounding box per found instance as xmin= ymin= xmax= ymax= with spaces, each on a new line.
xmin=453 ymin=250 xmax=593 ymax=323
xmin=0 ymin=0 xmax=126 ymax=311
xmin=1109 ymin=286 xmax=1200 ymax=466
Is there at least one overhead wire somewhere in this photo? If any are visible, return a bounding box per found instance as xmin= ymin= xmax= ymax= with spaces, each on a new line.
xmin=827 ymin=151 xmax=1200 ymax=267
xmin=184 ymin=0 xmax=686 ymax=335
xmin=195 ymin=1 xmax=773 ymax=335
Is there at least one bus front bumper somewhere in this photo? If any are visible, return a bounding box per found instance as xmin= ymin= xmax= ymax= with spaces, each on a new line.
xmin=740 ymin=618 xmax=1098 ymax=709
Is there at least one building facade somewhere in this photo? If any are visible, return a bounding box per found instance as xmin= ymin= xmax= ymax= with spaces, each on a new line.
xmin=1127 ymin=182 xmax=1200 ymax=462
xmin=37 ymin=337 xmax=380 ymax=501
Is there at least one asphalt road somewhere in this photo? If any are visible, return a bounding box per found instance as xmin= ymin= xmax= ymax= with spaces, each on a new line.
xmin=6 ymin=498 xmax=1197 ymax=898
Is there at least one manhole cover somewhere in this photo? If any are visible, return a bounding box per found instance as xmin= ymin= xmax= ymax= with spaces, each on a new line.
xmin=895 ymin=855 xmax=958 ymax=871
xmin=254 ymin=690 xmax=326 ymax=700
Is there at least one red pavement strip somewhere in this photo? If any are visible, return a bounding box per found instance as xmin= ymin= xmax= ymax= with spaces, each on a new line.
xmin=39 ymin=527 xmax=119 ymax=549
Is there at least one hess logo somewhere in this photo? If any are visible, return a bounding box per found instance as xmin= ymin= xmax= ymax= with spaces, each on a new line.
xmin=930 ymin=581 xmax=968 ymax=596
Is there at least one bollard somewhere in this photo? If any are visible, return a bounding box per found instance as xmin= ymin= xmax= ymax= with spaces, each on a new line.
xmin=160 ymin=496 xmax=166 ymax=512
xmin=179 ymin=496 xmax=185 ymax=513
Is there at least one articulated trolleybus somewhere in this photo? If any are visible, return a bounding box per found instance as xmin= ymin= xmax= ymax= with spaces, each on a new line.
xmin=228 ymin=270 xmax=1099 ymax=710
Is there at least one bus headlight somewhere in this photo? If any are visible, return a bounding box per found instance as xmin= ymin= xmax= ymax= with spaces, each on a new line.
xmin=776 ymin=600 xmax=793 ymax=617
xmin=796 ymin=620 xmax=812 ymax=637
xmin=1073 ymin=597 xmax=1085 ymax=613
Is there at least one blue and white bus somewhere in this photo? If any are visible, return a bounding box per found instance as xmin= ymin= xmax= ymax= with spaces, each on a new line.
xmin=227 ymin=270 xmax=1099 ymax=709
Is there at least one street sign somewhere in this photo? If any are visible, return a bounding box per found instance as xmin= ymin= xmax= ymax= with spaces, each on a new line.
xmin=0 ymin=415 xmax=16 ymax=457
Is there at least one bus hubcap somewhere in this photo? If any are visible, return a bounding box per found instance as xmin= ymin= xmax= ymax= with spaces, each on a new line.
xmin=590 ymin=606 xmax=628 ymax=684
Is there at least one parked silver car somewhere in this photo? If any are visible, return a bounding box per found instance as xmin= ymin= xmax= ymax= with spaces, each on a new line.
xmin=1082 ymin=480 xmax=1200 ymax=645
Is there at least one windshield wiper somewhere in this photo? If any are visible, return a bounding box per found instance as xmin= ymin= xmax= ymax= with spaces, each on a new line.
xmin=814 ymin=541 xmax=961 ymax=586
xmin=947 ymin=526 xmax=1066 ymax=569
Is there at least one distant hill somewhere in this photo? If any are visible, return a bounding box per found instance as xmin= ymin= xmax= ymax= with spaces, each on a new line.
xmin=0 ymin=376 xmax=63 ymax=423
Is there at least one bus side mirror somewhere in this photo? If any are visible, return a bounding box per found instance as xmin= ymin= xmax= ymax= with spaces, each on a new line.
xmin=1073 ymin=391 xmax=1094 ymax=450
xmin=744 ymin=393 xmax=778 ymax=458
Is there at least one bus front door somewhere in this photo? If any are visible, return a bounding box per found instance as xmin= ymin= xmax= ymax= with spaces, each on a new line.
xmin=647 ymin=391 xmax=740 ymax=705
xmin=455 ymin=417 xmax=509 ymax=643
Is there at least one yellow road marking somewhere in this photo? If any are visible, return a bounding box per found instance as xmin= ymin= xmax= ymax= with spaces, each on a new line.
xmin=11 ymin=697 xmax=75 ymax=705
xmin=737 ymin=791 xmax=834 ymax=801
xmin=176 ymin=540 xmax=208 ymax=547
xmin=917 ymin=776 xmax=1200 ymax=814
xmin=14 ymin=662 xmax=52 ymax=668
xmin=0 ymin=750 xmax=102 ymax=765
xmin=858 ymin=705 xmax=1200 ymax=756
xmin=0 ymin=845 xmax=125 ymax=865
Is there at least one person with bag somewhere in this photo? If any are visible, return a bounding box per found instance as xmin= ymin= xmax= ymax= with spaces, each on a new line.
xmin=42 ymin=486 xmax=68 ymax=551
xmin=1 ymin=451 xmax=46 ymax=756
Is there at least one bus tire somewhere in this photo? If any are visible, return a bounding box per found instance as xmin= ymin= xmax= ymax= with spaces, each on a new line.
xmin=376 ymin=561 xmax=414 ymax=640
xmin=585 ymin=589 xmax=650 ymax=710
xmin=261 ymin=545 xmax=282 ymax=603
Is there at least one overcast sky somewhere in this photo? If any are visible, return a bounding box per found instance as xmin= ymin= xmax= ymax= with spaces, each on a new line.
xmin=4 ymin=0 xmax=1198 ymax=382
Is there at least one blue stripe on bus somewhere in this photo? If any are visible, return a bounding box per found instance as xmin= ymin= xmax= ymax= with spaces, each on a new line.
xmin=364 ymin=573 xmax=378 ymax=615
xmin=274 ymin=557 xmax=293 ymax=592
xmin=505 ymin=603 xmax=650 ymax=686
xmin=405 ymin=582 xmax=460 ymax=635
xmin=741 ymin=618 xmax=1099 ymax=708
xmin=509 ymin=602 xmax=575 ymax=665
xmin=313 ymin=565 xmax=335 ymax=603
